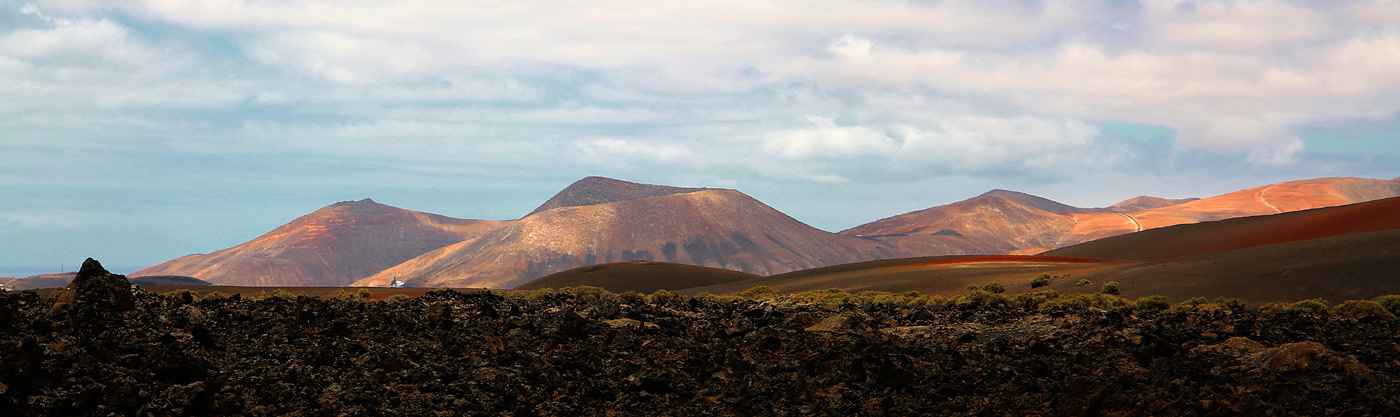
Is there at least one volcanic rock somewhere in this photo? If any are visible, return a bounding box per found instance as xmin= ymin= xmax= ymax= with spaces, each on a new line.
xmin=48 ymin=258 xmax=134 ymax=328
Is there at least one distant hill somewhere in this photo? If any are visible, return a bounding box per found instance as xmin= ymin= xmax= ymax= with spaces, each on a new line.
xmin=0 ymin=273 xmax=77 ymax=290
xmin=133 ymin=199 xmax=510 ymax=286
xmin=353 ymin=180 xmax=907 ymax=289
xmin=1043 ymin=196 xmax=1400 ymax=262
xmin=694 ymin=197 xmax=1400 ymax=305
xmin=527 ymin=176 xmax=707 ymax=216
xmin=844 ymin=177 xmax=1400 ymax=255
xmin=129 ymin=275 xmax=212 ymax=286
xmin=517 ymin=261 xmax=758 ymax=293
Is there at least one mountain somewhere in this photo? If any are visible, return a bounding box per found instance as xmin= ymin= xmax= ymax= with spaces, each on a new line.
xmin=527 ymin=176 xmax=708 ymax=215
xmin=843 ymin=177 xmax=1400 ymax=256
xmin=517 ymin=261 xmax=758 ymax=294
xmin=352 ymin=178 xmax=907 ymax=289
xmin=1043 ymin=196 xmax=1400 ymax=262
xmin=690 ymin=197 xmax=1400 ymax=305
xmin=0 ymin=273 xmax=77 ymax=290
xmin=133 ymin=199 xmax=510 ymax=286
xmin=1108 ymin=196 xmax=1199 ymax=212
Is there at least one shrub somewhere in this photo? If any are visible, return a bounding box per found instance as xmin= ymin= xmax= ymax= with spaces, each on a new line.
xmin=1284 ymin=299 xmax=1329 ymax=315
xmin=358 ymin=288 xmax=372 ymax=300
xmin=1038 ymin=293 xmax=1131 ymax=311
xmin=981 ymin=282 xmax=1006 ymax=294
xmin=1030 ymin=273 xmax=1052 ymax=288
xmin=1213 ymin=297 xmax=1247 ymax=313
xmin=648 ymin=289 xmax=682 ymax=304
xmin=1374 ymin=295 xmax=1400 ymax=316
xmin=955 ymin=290 xmax=1012 ymax=309
xmin=1015 ymin=290 xmax=1061 ymax=311
xmin=1102 ymin=281 xmax=1120 ymax=295
xmin=1136 ymin=295 xmax=1170 ymax=311
xmin=202 ymin=291 xmax=228 ymax=301
xmin=1173 ymin=296 xmax=1211 ymax=312
xmin=562 ymin=286 xmax=610 ymax=302
xmin=384 ymin=294 xmax=411 ymax=303
xmin=966 ymin=284 xmax=980 ymax=292
xmin=1075 ymin=279 xmax=1091 ymax=287
xmin=1257 ymin=302 xmax=1288 ymax=315
xmin=1333 ymin=300 xmax=1395 ymax=320
xmin=618 ymin=291 xmax=646 ymax=304
xmin=737 ymin=285 xmax=782 ymax=301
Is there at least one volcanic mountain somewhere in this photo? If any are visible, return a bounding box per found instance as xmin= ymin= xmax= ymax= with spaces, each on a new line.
xmin=352 ymin=178 xmax=907 ymax=289
xmin=133 ymin=199 xmax=510 ymax=286
xmin=517 ymin=261 xmax=758 ymax=294
xmin=690 ymin=196 xmax=1400 ymax=305
xmin=844 ymin=177 xmax=1400 ymax=255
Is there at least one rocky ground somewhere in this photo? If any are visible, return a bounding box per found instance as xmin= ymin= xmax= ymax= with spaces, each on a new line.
xmin=2 ymin=260 xmax=1398 ymax=416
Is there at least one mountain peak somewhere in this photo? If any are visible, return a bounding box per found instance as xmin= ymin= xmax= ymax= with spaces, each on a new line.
xmin=527 ymin=177 xmax=710 ymax=215
xmin=977 ymin=189 xmax=1086 ymax=214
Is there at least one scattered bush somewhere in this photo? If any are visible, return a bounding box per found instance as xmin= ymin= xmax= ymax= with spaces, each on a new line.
xmin=562 ymin=286 xmax=610 ymax=302
xmin=383 ymin=294 xmax=411 ymax=303
xmin=1213 ymin=297 xmax=1247 ymax=313
xmin=965 ymin=284 xmax=980 ymax=292
xmin=1374 ymin=295 xmax=1400 ymax=316
xmin=1038 ymin=293 xmax=1131 ymax=311
xmin=981 ymin=282 xmax=1006 ymax=294
xmin=1015 ymin=290 xmax=1061 ymax=311
xmin=955 ymin=290 xmax=1012 ymax=309
xmin=737 ymin=286 xmax=782 ymax=301
xmin=1173 ymin=297 xmax=1212 ymax=312
xmin=1257 ymin=302 xmax=1288 ymax=315
xmin=648 ymin=289 xmax=682 ymax=304
xmin=618 ymin=291 xmax=646 ymax=304
xmin=358 ymin=288 xmax=372 ymax=300
xmin=1030 ymin=273 xmax=1052 ymax=288
xmin=1102 ymin=281 xmax=1121 ymax=295
xmin=202 ymin=291 xmax=228 ymax=301
xmin=1284 ymin=299 xmax=1329 ymax=315
xmin=1075 ymin=279 xmax=1092 ymax=287
xmin=1333 ymin=300 xmax=1395 ymax=320
xmin=1135 ymin=295 xmax=1170 ymax=311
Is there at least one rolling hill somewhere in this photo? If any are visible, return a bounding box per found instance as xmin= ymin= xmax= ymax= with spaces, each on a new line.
xmin=352 ymin=178 xmax=908 ymax=289
xmin=844 ymin=177 xmax=1400 ymax=255
xmin=132 ymin=199 xmax=510 ymax=286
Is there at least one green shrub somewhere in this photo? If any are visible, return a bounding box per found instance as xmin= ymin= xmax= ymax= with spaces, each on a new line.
xmin=1015 ymin=290 xmax=1061 ymax=311
xmin=736 ymin=285 xmax=782 ymax=301
xmin=1102 ymin=281 xmax=1120 ymax=295
xmin=384 ymin=294 xmax=411 ymax=303
xmin=1213 ymin=297 xmax=1247 ymax=313
xmin=1333 ymin=300 xmax=1395 ymax=320
xmin=965 ymin=284 xmax=980 ymax=292
xmin=1038 ymin=293 xmax=1131 ymax=311
xmin=618 ymin=291 xmax=646 ymax=304
xmin=1030 ymin=273 xmax=1052 ymax=288
xmin=648 ymin=289 xmax=682 ymax=304
xmin=202 ymin=291 xmax=228 ymax=301
xmin=1075 ymin=279 xmax=1091 ymax=287
xmin=358 ymin=288 xmax=372 ymax=300
xmin=1374 ymin=295 xmax=1400 ymax=316
xmin=1173 ymin=296 xmax=1211 ymax=312
xmin=1284 ymin=299 xmax=1329 ymax=315
xmin=562 ymin=286 xmax=610 ymax=302
xmin=955 ymin=290 xmax=1012 ymax=309
xmin=981 ymin=282 xmax=1006 ymax=294
xmin=1257 ymin=302 xmax=1287 ymax=315
xmin=1135 ymin=295 xmax=1170 ymax=311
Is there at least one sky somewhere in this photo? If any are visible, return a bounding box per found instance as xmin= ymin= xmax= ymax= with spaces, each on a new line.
xmin=3 ymin=0 xmax=1399 ymax=276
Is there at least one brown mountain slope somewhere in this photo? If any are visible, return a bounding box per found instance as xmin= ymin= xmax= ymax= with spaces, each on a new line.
xmin=527 ymin=176 xmax=707 ymax=215
xmin=840 ymin=190 xmax=1078 ymax=255
xmin=353 ymin=189 xmax=908 ymax=289
xmin=1044 ymin=196 xmax=1400 ymax=262
xmin=844 ymin=177 xmax=1400 ymax=256
xmin=1108 ymin=196 xmax=1199 ymax=212
xmin=133 ymin=199 xmax=510 ymax=286
xmin=517 ymin=261 xmax=758 ymax=293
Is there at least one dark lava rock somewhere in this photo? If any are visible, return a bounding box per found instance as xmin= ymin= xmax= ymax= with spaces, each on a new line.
xmin=47 ymin=258 xmax=135 ymax=329
xmin=1 ymin=283 xmax=1398 ymax=416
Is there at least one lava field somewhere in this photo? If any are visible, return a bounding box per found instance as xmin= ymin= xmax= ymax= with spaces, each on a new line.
xmin=2 ymin=261 xmax=1398 ymax=416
